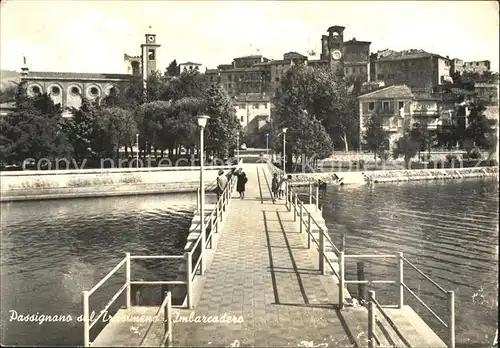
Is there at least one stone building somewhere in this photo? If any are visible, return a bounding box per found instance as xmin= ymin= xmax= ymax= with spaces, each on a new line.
xmin=20 ymin=33 xmax=160 ymax=114
xmin=232 ymin=93 xmax=271 ymax=132
xmin=358 ymin=85 xmax=455 ymax=148
xmin=178 ymin=61 xmax=205 ymax=73
xmin=370 ymin=49 xmax=453 ymax=90
xmin=310 ymin=26 xmax=371 ymax=83
xmin=451 ymin=59 xmax=491 ymax=76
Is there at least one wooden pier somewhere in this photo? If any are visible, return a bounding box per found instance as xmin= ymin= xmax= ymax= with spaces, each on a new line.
xmin=83 ymin=162 xmax=454 ymax=347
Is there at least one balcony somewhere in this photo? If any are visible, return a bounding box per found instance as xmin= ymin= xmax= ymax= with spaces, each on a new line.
xmin=412 ymin=109 xmax=439 ymax=117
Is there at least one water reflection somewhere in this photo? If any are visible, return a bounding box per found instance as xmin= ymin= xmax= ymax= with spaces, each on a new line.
xmin=313 ymin=178 xmax=498 ymax=347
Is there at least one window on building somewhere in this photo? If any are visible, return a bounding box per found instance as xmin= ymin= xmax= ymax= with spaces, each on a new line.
xmin=275 ymin=77 xmax=280 ymax=82
xmin=239 ymin=104 xmax=245 ymax=109
xmin=253 ymin=103 xmax=259 ymax=109
xmin=383 ymin=101 xmax=390 ymax=111
xmin=148 ymin=49 xmax=155 ymax=61
xmin=377 ymin=74 xmax=384 ymax=80
xmin=399 ymin=101 xmax=404 ymax=109
xmin=189 ymin=66 xmax=193 ymax=70
xmin=264 ymin=103 xmax=268 ymax=109
xmin=368 ymin=102 xmax=374 ymax=111
xmin=228 ymin=75 xmax=232 ymax=81
xmin=240 ymin=116 xmax=244 ymax=122
xmin=195 ymin=66 xmax=199 ymax=70
xmin=228 ymin=83 xmax=233 ymax=88
xmin=489 ymin=95 xmax=493 ymax=103
xmin=210 ymin=76 xmax=214 ymax=81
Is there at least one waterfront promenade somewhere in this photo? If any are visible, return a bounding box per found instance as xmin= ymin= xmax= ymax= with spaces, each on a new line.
xmin=90 ymin=162 xmax=450 ymax=347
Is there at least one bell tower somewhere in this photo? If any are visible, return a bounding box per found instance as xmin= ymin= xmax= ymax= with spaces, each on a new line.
xmin=141 ymin=32 xmax=161 ymax=82
xmin=327 ymin=25 xmax=345 ymax=78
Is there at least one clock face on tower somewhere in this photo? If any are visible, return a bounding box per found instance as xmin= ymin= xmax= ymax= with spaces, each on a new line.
xmin=331 ymin=50 xmax=342 ymax=60
xmin=147 ymin=36 xmax=155 ymax=43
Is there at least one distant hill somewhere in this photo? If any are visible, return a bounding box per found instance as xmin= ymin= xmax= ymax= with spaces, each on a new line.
xmin=1 ymin=70 xmax=20 ymax=90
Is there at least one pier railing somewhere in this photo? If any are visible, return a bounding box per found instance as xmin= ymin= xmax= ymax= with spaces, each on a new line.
xmin=81 ymin=171 xmax=236 ymax=347
xmin=283 ymin=181 xmax=455 ymax=348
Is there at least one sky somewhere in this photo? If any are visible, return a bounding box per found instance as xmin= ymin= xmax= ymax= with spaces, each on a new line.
xmin=1 ymin=0 xmax=499 ymax=74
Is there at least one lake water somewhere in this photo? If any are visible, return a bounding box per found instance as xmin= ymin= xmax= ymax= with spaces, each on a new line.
xmin=1 ymin=178 xmax=498 ymax=347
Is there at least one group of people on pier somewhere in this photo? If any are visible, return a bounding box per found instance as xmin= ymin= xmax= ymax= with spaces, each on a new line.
xmin=215 ymin=168 xmax=248 ymax=200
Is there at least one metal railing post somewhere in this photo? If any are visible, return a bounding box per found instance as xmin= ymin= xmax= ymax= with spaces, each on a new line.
xmin=448 ymin=291 xmax=455 ymax=348
xmin=209 ymin=215 xmax=213 ymax=249
xmin=368 ymin=290 xmax=375 ymax=348
xmin=309 ymin=183 xmax=312 ymax=204
xmin=319 ymin=228 xmax=325 ymax=275
xmin=315 ymin=186 xmax=319 ymax=211
xmin=293 ymin=194 xmax=297 ymax=222
xmin=398 ymin=252 xmax=404 ymax=309
xmin=340 ymin=232 xmax=345 ymax=252
xmin=339 ymin=251 xmax=345 ymax=309
xmin=197 ymin=187 xmax=200 ymax=213
xmin=186 ymin=252 xmax=192 ymax=309
xmin=126 ymin=252 xmax=131 ymax=309
xmin=215 ymin=202 xmax=219 ymax=233
xmin=83 ymin=291 xmax=90 ymax=347
xmin=165 ymin=291 xmax=172 ymax=347
xmin=307 ymin=213 xmax=311 ymax=249
xmin=288 ymin=185 xmax=292 ymax=211
xmin=299 ymin=203 xmax=303 ymax=233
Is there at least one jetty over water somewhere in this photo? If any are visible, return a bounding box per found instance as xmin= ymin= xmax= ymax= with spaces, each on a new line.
xmin=84 ymin=162 xmax=454 ymax=347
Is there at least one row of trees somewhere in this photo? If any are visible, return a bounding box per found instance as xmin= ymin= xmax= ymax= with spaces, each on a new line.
xmin=262 ymin=64 xmax=359 ymax=170
xmin=0 ymin=70 xmax=241 ymax=166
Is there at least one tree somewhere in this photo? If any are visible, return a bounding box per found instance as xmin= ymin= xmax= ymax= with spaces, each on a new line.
xmin=101 ymin=107 xmax=137 ymax=161
xmin=204 ymin=84 xmax=241 ymax=158
xmin=363 ymin=111 xmax=389 ymax=163
xmin=465 ymin=102 xmax=497 ymax=150
xmin=392 ymin=124 xmax=422 ymax=169
xmin=0 ymin=84 xmax=17 ymax=103
xmin=165 ymin=59 xmax=179 ymax=77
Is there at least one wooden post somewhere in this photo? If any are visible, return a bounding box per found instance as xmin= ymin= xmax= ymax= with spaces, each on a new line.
xmin=398 ymin=252 xmax=404 ymax=309
xmin=357 ymin=261 xmax=366 ymax=301
xmin=315 ymin=186 xmax=319 ymax=211
xmin=165 ymin=291 xmax=172 ymax=347
xmin=126 ymin=253 xmax=131 ymax=308
xmin=368 ymin=291 xmax=375 ymax=348
xmin=186 ymin=252 xmax=192 ymax=309
xmin=448 ymin=291 xmax=455 ymax=348
xmin=319 ymin=228 xmax=325 ymax=275
xmin=299 ymin=203 xmax=303 ymax=233
xmin=339 ymin=251 xmax=345 ymax=309
xmin=83 ymin=291 xmax=90 ymax=347
xmin=309 ymin=183 xmax=312 ymax=204
xmin=307 ymin=213 xmax=311 ymax=249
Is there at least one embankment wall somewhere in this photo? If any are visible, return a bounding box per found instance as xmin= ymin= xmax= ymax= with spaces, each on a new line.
xmin=0 ymin=166 xmax=237 ymax=202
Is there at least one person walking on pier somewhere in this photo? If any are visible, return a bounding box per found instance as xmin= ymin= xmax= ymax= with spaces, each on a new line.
xmin=236 ymin=171 xmax=248 ymax=199
xmin=272 ymin=173 xmax=280 ymax=201
xmin=216 ymin=170 xmax=227 ymax=201
xmin=278 ymin=174 xmax=287 ymax=199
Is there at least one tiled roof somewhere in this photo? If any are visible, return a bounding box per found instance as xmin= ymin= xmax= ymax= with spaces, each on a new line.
xmin=376 ymin=50 xmax=448 ymax=62
xmin=179 ymin=62 xmax=202 ymax=66
xmin=23 ymin=71 xmax=134 ymax=80
xmin=344 ymin=39 xmax=371 ymax=45
xmin=205 ymin=69 xmax=219 ymax=74
xmin=358 ymin=85 xmax=413 ymax=99
xmin=234 ymin=55 xmax=263 ymax=60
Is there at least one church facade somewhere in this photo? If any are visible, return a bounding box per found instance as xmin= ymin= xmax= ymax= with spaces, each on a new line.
xmin=19 ymin=33 xmax=160 ymax=114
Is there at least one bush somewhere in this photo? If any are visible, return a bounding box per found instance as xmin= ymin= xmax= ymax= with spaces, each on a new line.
xmin=358 ymin=159 xmax=365 ymax=169
xmin=468 ymin=149 xmax=482 ymax=159
xmin=446 ymin=154 xmax=459 ymax=163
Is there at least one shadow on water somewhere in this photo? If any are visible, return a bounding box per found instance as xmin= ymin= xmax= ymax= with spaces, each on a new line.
xmin=0 ymin=192 xmax=206 ymax=346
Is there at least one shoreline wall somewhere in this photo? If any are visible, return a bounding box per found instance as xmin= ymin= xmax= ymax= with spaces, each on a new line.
xmin=266 ymin=161 xmax=498 ymax=186
xmin=0 ymin=165 xmax=237 ymax=202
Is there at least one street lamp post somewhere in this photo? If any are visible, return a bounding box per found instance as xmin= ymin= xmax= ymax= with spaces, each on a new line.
xmin=136 ymin=133 xmax=139 ymax=169
xmin=266 ymin=133 xmax=269 ymax=157
xmin=197 ymin=115 xmax=210 ymax=275
xmin=282 ymin=128 xmax=288 ymax=175
xmin=236 ymin=133 xmax=240 ymax=162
